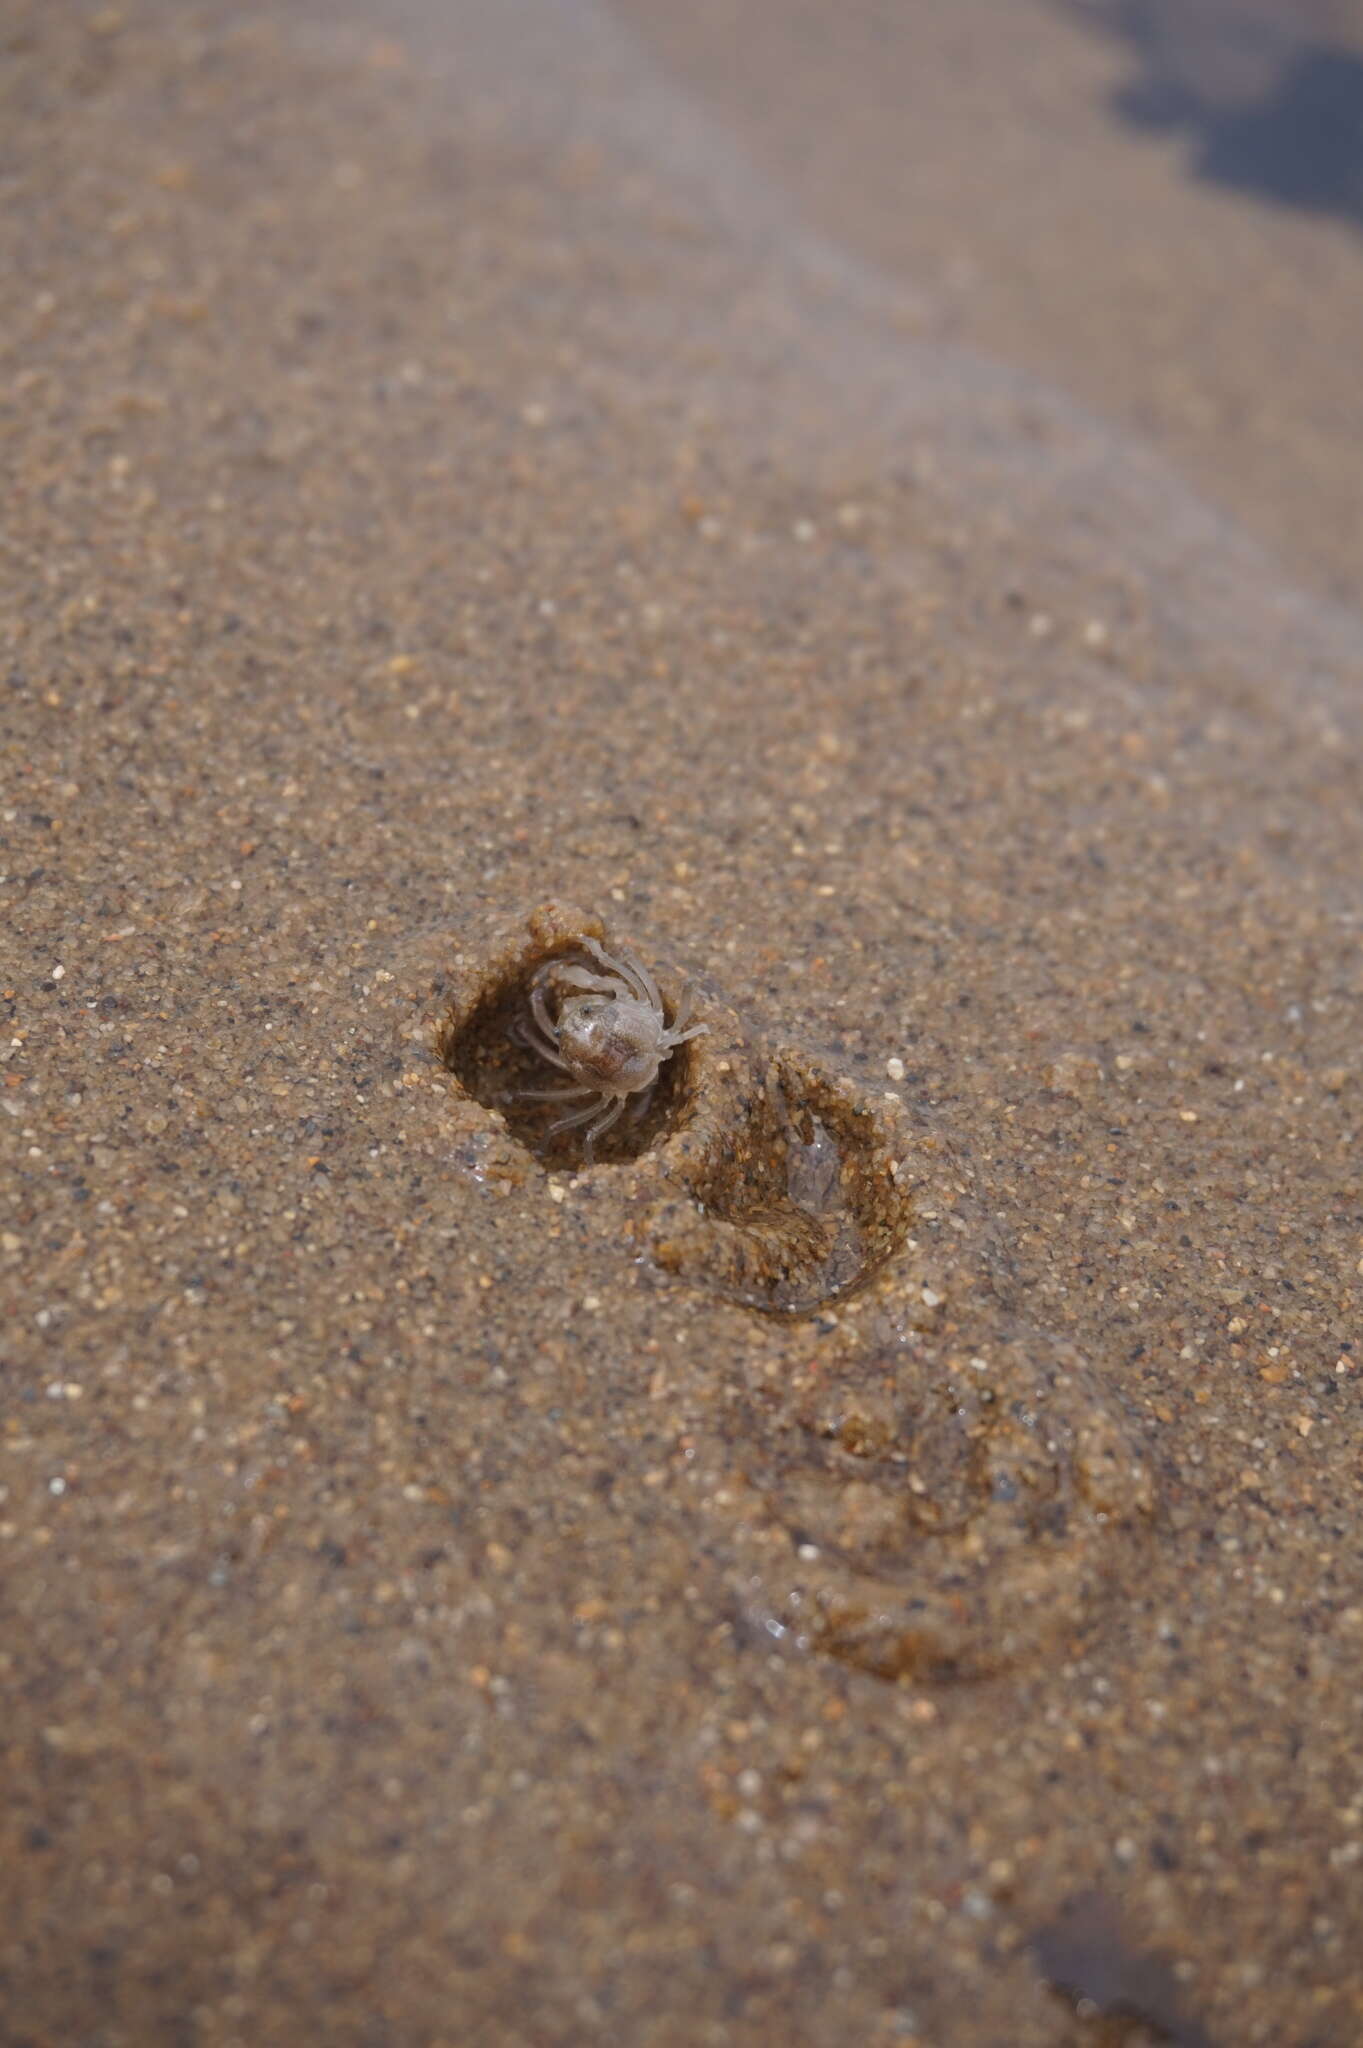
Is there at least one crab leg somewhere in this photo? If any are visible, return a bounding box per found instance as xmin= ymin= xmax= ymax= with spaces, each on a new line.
xmin=548 ymin=1097 xmax=609 ymax=1135
xmin=581 ymin=1092 xmax=629 ymax=1164
xmin=630 ymin=952 xmax=663 ymax=1014
xmin=525 ymin=1030 xmax=573 ymax=1072
xmin=625 ymin=1079 xmax=657 ymax=1124
xmin=527 ymin=982 xmax=573 ymax=1070
xmin=550 ymin=965 xmax=622 ymax=998
xmin=586 ymin=1096 xmax=627 ymax=1143
xmin=582 ymin=937 xmax=655 ymax=1008
xmin=515 ymin=1010 xmax=563 ymax=1059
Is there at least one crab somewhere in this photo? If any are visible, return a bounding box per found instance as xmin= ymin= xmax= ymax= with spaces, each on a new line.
xmin=517 ymin=937 xmax=706 ymax=1155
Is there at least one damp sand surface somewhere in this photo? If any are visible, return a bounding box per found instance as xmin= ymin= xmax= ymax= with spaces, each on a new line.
xmin=3 ymin=5 xmax=1363 ymax=2044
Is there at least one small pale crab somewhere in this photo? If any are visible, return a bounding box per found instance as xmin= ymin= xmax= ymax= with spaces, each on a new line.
xmin=516 ymin=937 xmax=706 ymax=1156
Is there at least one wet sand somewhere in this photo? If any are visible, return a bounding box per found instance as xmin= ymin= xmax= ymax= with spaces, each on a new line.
xmin=619 ymin=0 xmax=1363 ymax=603
xmin=3 ymin=4 xmax=1362 ymax=2044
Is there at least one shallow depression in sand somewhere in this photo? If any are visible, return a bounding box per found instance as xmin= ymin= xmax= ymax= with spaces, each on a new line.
xmin=646 ymin=1049 xmax=916 ymax=1316
xmin=708 ymin=1335 xmax=1156 ymax=1683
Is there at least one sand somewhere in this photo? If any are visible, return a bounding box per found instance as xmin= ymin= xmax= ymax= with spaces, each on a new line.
xmin=3 ymin=3 xmax=1361 ymax=2044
